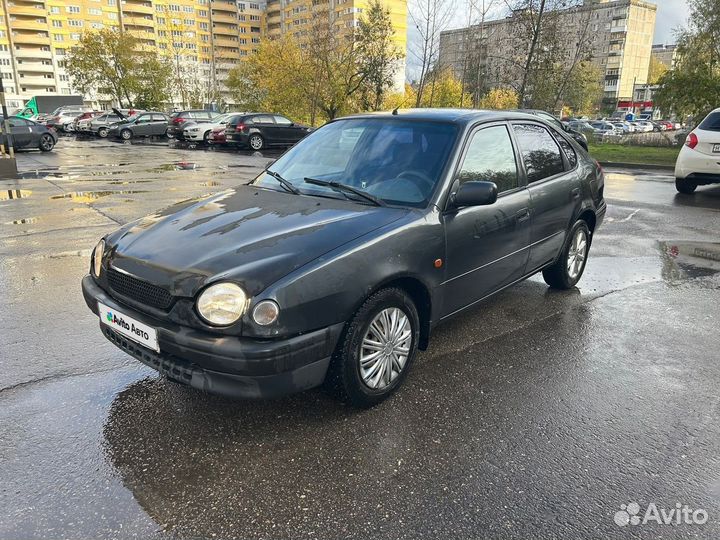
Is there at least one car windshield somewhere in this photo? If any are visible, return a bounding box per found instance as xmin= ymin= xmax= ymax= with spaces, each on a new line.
xmin=251 ymin=118 xmax=457 ymax=207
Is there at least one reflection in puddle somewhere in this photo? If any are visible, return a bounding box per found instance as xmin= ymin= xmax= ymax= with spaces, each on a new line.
xmin=660 ymin=241 xmax=720 ymax=280
xmin=200 ymin=181 xmax=221 ymax=187
xmin=0 ymin=189 xmax=32 ymax=201
xmin=50 ymin=190 xmax=148 ymax=202
xmin=5 ymin=217 xmax=38 ymax=225
xmin=151 ymin=162 xmax=198 ymax=172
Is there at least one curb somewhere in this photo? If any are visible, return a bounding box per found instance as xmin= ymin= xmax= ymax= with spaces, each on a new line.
xmin=599 ymin=161 xmax=675 ymax=172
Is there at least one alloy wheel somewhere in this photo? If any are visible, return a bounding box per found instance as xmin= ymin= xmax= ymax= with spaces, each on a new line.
xmin=359 ymin=307 xmax=412 ymax=390
xmin=249 ymin=135 xmax=263 ymax=150
xmin=567 ymin=228 xmax=588 ymax=280
xmin=39 ymin=134 xmax=53 ymax=151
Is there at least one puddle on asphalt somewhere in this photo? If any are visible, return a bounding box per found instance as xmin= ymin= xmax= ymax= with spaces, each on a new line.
xmin=660 ymin=241 xmax=720 ymax=281
xmin=108 ymin=180 xmax=152 ymax=185
xmin=50 ymin=190 xmax=148 ymax=202
xmin=0 ymin=189 xmax=31 ymax=201
xmin=200 ymin=181 xmax=222 ymax=187
xmin=4 ymin=217 xmax=38 ymax=225
xmin=151 ymin=162 xmax=199 ymax=172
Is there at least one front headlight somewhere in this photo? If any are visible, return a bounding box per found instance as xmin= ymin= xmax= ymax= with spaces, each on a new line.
xmin=92 ymin=239 xmax=105 ymax=277
xmin=196 ymin=282 xmax=248 ymax=326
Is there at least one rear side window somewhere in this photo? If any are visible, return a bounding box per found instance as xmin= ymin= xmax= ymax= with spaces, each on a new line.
xmin=457 ymin=125 xmax=518 ymax=193
xmin=274 ymin=115 xmax=292 ymax=125
xmin=152 ymin=114 xmax=166 ymax=122
xmin=556 ymin=135 xmax=577 ymax=168
xmin=699 ymin=112 xmax=720 ymax=132
xmin=513 ymin=124 xmax=565 ymax=183
xmin=254 ymin=115 xmax=274 ymax=124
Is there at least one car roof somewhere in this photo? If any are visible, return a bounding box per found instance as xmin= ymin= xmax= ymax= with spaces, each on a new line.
xmin=337 ymin=108 xmax=543 ymax=126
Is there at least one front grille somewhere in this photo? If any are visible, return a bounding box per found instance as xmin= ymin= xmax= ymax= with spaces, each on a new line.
xmin=107 ymin=267 xmax=173 ymax=310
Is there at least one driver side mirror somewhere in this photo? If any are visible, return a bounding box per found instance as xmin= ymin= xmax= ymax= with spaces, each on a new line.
xmin=450 ymin=181 xmax=498 ymax=208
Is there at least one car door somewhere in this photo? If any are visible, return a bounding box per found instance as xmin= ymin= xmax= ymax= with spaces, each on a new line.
xmin=151 ymin=114 xmax=168 ymax=136
xmin=7 ymin=117 xmax=33 ymax=148
xmin=253 ymin=115 xmax=279 ymax=144
xmin=441 ymin=123 xmax=531 ymax=317
xmin=512 ymin=123 xmax=581 ymax=273
xmin=272 ymin=115 xmax=298 ymax=143
xmin=132 ymin=114 xmax=152 ymax=136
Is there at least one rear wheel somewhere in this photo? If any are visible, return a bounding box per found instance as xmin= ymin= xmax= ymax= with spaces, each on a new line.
xmin=249 ymin=134 xmax=264 ymax=151
xmin=543 ymin=220 xmax=591 ymax=289
xmin=97 ymin=127 xmax=108 ymax=138
xmin=675 ymin=178 xmax=697 ymax=194
xmin=326 ymin=288 xmax=419 ymax=408
xmin=38 ymin=133 xmax=54 ymax=152
xmin=203 ymin=130 xmax=211 ymax=142
xmin=120 ymin=129 xmax=132 ymax=141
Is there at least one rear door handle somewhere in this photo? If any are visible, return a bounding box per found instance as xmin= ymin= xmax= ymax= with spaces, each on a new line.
xmin=516 ymin=208 xmax=531 ymax=222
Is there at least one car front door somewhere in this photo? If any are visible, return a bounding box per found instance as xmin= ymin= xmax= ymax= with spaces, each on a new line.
xmin=272 ymin=115 xmax=298 ymax=143
xmin=512 ymin=123 xmax=581 ymax=273
xmin=441 ymin=123 xmax=531 ymax=317
xmin=133 ymin=114 xmax=152 ymax=136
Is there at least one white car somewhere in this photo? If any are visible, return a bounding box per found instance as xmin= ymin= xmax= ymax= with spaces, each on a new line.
xmin=632 ymin=121 xmax=654 ymax=133
xmin=674 ymin=108 xmax=720 ymax=194
xmin=183 ymin=113 xmax=234 ymax=142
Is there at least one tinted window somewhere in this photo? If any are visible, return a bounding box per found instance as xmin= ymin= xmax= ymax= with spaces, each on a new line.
xmin=699 ymin=112 xmax=720 ymax=132
xmin=535 ymin=111 xmax=563 ymax=131
xmin=513 ymin=124 xmax=565 ymax=183
xmin=152 ymin=114 xmax=167 ymax=121
xmin=254 ymin=115 xmax=274 ymax=124
xmin=556 ymin=136 xmax=577 ymax=167
xmin=136 ymin=115 xmax=151 ymax=123
xmin=9 ymin=117 xmax=30 ymax=128
xmin=457 ymin=125 xmax=518 ymax=193
xmin=273 ymin=115 xmax=292 ymax=126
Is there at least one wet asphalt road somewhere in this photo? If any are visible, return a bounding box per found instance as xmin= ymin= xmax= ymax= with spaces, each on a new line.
xmin=1 ymin=136 xmax=719 ymax=540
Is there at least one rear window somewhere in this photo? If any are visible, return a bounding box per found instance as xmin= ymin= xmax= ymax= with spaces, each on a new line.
xmin=699 ymin=112 xmax=720 ymax=132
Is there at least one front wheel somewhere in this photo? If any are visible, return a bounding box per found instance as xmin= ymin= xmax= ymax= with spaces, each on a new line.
xmin=675 ymin=178 xmax=697 ymax=194
xmin=326 ymin=288 xmax=420 ymax=408
xmin=120 ymin=129 xmax=132 ymax=141
xmin=543 ymin=220 xmax=591 ymax=289
xmin=38 ymin=133 xmax=55 ymax=152
xmin=248 ymin=134 xmax=264 ymax=151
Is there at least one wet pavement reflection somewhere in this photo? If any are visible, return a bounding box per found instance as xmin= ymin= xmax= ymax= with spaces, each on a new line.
xmin=1 ymin=139 xmax=720 ymax=539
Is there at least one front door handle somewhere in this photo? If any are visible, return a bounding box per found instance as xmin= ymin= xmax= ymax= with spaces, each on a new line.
xmin=571 ymin=188 xmax=581 ymax=200
xmin=516 ymin=208 xmax=531 ymax=223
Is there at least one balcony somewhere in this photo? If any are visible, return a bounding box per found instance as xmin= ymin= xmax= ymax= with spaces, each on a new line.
xmin=126 ymin=29 xmax=156 ymax=42
xmin=124 ymin=15 xmax=154 ymax=27
xmin=16 ymin=61 xmax=54 ymax=73
xmin=14 ymin=48 xmax=52 ymax=59
xmin=610 ymin=25 xmax=628 ymax=34
xmin=212 ymin=11 xmax=237 ymax=24
xmin=266 ymin=13 xmax=280 ymax=24
xmin=213 ymin=36 xmax=238 ymax=47
xmin=210 ymin=0 xmax=237 ymax=13
xmin=121 ymin=1 xmax=154 ymax=15
xmin=8 ymin=5 xmax=46 ymax=17
xmin=212 ymin=23 xmax=237 ymax=36
xmin=8 ymin=18 xmax=48 ymax=31
xmin=17 ymin=74 xmax=56 ymax=86
xmin=12 ymin=32 xmax=50 ymax=45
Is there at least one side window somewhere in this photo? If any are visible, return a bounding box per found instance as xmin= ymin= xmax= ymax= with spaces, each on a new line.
xmin=512 ymin=124 xmax=565 ymax=183
xmin=9 ymin=118 xmax=29 ymax=128
xmin=136 ymin=115 xmax=151 ymax=123
xmin=457 ymin=125 xmax=518 ymax=193
xmin=152 ymin=114 xmax=166 ymax=122
xmin=556 ymin=136 xmax=577 ymax=168
xmin=254 ymin=115 xmax=274 ymax=124
xmin=273 ymin=115 xmax=292 ymax=126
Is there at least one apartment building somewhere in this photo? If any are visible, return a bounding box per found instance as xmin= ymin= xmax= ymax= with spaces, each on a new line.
xmin=0 ymin=0 xmax=264 ymax=110
xmin=651 ymin=43 xmax=677 ymax=69
xmin=265 ymin=0 xmax=407 ymax=90
xmin=438 ymin=0 xmax=657 ymax=111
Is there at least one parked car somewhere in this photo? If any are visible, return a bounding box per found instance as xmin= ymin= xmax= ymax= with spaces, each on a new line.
xmin=47 ymin=107 xmax=94 ymax=132
xmin=1 ymin=116 xmax=57 ymax=151
xmin=225 ymin=113 xmax=312 ymax=150
xmin=71 ymin=111 xmax=102 ymax=132
xmin=568 ymin=120 xmax=596 ymax=134
xmin=674 ymin=108 xmax=720 ymax=194
xmin=167 ymin=110 xmax=217 ymax=139
xmin=208 ymin=126 xmax=227 ymax=145
xmin=632 ymin=121 xmax=654 ymax=133
xmin=590 ymin=121 xmax=622 ymax=135
xmin=183 ymin=113 xmax=234 ymax=142
xmin=611 ymin=122 xmax=632 ymax=134
xmin=39 ymin=105 xmax=88 ymax=124
xmin=514 ymin=109 xmax=588 ymax=150
xmin=107 ymin=112 xmax=170 ymax=140
xmin=82 ymin=109 xmax=606 ymax=406
xmin=658 ymin=120 xmax=675 ymax=131
xmin=88 ymin=110 xmax=133 ymax=138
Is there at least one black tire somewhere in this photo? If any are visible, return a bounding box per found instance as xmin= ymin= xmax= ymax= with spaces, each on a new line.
xmin=248 ymin=133 xmax=264 ymax=151
xmin=675 ymin=178 xmax=697 ymax=194
xmin=120 ymin=129 xmax=132 ymax=141
xmin=326 ymin=287 xmax=420 ymax=408
xmin=97 ymin=127 xmax=108 ymax=138
xmin=38 ymin=133 xmax=54 ymax=152
xmin=203 ymin=130 xmax=211 ymax=142
xmin=543 ymin=220 xmax=591 ymax=290
xmin=165 ymin=128 xmax=173 ymax=139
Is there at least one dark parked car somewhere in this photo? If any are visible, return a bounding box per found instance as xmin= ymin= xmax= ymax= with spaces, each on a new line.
xmin=82 ymin=109 xmax=606 ymax=407
xmin=107 ymin=112 xmax=170 ymax=140
xmin=1 ymin=116 xmax=57 ymax=151
xmin=167 ymin=109 xmax=216 ymax=139
xmin=516 ymin=109 xmax=589 ymax=151
xmin=225 ymin=113 xmax=311 ymax=150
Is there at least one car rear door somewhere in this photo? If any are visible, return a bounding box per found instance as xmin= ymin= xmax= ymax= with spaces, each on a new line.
xmin=151 ymin=114 xmax=168 ymax=136
xmin=253 ymin=115 xmax=279 ymax=144
xmin=441 ymin=123 xmax=531 ymax=317
xmin=512 ymin=122 xmax=581 ymax=273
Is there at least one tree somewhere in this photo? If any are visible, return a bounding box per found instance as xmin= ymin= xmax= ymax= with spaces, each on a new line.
xmin=477 ymin=87 xmax=519 ymax=109
xmin=66 ymin=28 xmax=173 ymax=107
xmin=655 ymin=0 xmax=720 ymax=123
xmin=355 ymin=1 xmax=404 ymax=111
xmin=561 ymin=61 xmax=603 ymax=116
xmin=648 ymin=55 xmax=669 ymax=85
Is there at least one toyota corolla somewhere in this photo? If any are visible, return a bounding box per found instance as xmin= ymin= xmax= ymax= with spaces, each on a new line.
xmin=82 ymin=109 xmax=606 ymax=407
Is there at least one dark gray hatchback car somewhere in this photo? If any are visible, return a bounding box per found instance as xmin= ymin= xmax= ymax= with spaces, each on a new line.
xmin=82 ymin=109 xmax=606 ymax=407
xmin=1 ymin=116 xmax=57 ymax=151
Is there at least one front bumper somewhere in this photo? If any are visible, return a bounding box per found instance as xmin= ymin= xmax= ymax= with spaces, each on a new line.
xmin=82 ymin=275 xmax=343 ymax=399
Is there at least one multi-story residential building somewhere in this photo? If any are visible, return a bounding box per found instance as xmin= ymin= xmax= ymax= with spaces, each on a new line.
xmin=651 ymin=43 xmax=677 ymax=69
xmin=265 ymin=0 xmax=407 ymax=91
xmin=0 ymin=0 xmax=264 ymax=110
xmin=438 ymin=0 xmax=657 ymax=112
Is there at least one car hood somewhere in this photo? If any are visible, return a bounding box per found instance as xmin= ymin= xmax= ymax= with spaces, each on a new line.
xmin=107 ymin=185 xmax=409 ymax=297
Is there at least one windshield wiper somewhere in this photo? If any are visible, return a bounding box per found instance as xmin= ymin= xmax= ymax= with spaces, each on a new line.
xmin=303 ymin=177 xmax=385 ymax=207
xmin=265 ymin=169 xmax=299 ymax=194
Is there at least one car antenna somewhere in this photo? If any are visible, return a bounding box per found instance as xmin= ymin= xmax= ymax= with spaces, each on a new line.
xmin=392 ymin=97 xmax=409 ymax=116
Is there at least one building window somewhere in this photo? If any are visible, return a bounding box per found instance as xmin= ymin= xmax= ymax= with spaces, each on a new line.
xmin=54 ymin=34 xmax=64 ymax=41
xmin=67 ymin=5 xmax=81 ymax=13
xmin=68 ymin=19 xmax=84 ymax=27
xmin=52 ymin=20 xmax=63 ymax=27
